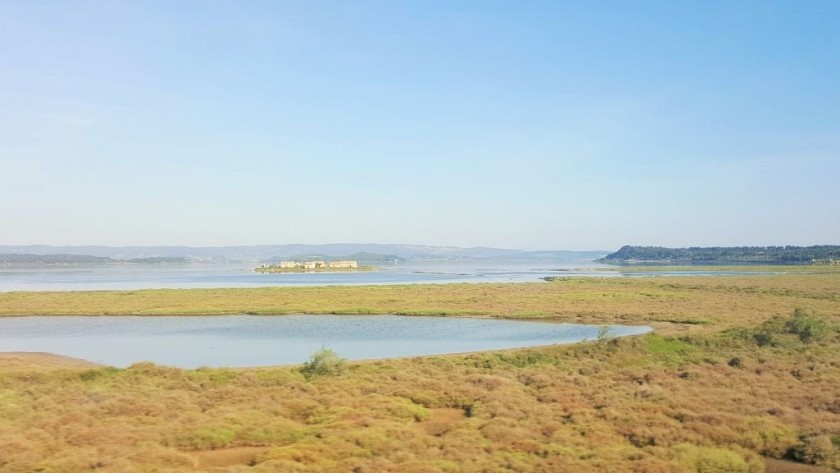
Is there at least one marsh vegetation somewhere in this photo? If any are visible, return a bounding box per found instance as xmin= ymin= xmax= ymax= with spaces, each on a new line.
xmin=1 ymin=273 xmax=839 ymax=472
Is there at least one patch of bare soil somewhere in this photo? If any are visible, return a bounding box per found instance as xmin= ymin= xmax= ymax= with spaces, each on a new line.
xmin=0 ymin=351 xmax=103 ymax=370
xmin=765 ymin=458 xmax=833 ymax=473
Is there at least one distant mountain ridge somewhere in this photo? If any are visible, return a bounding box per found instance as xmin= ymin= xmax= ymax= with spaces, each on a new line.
xmin=599 ymin=245 xmax=840 ymax=265
xmin=267 ymin=252 xmax=406 ymax=264
xmin=0 ymin=244 xmax=607 ymax=263
xmin=0 ymin=254 xmax=188 ymax=265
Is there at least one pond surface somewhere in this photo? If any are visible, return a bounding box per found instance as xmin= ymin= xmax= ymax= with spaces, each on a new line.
xmin=0 ymin=315 xmax=651 ymax=368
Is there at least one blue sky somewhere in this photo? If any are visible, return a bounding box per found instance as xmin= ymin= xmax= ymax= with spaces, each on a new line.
xmin=1 ymin=1 xmax=838 ymax=250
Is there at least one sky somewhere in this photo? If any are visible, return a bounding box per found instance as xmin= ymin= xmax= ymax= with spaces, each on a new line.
xmin=1 ymin=1 xmax=838 ymax=251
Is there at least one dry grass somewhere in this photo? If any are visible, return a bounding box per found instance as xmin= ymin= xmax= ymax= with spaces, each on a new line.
xmin=1 ymin=273 xmax=840 ymax=472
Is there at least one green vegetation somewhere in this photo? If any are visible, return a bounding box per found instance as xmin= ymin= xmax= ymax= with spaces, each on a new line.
xmin=728 ymin=308 xmax=837 ymax=348
xmin=1 ymin=274 xmax=840 ymax=471
xmin=600 ymin=245 xmax=840 ymax=266
xmin=299 ymin=348 xmax=346 ymax=379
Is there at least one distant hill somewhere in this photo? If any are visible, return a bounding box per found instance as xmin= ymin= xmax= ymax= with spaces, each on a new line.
xmin=599 ymin=245 xmax=840 ymax=265
xmin=0 ymin=254 xmax=111 ymax=265
xmin=0 ymin=254 xmax=188 ymax=266
xmin=345 ymin=252 xmax=405 ymax=263
xmin=268 ymin=252 xmax=406 ymax=264
xmin=0 ymin=244 xmax=607 ymax=263
xmin=124 ymin=257 xmax=189 ymax=264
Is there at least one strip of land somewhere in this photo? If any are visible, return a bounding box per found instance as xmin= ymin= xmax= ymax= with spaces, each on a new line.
xmin=1 ymin=273 xmax=838 ymax=334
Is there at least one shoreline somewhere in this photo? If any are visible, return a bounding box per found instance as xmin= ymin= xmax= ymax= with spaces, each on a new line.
xmin=0 ymin=351 xmax=104 ymax=369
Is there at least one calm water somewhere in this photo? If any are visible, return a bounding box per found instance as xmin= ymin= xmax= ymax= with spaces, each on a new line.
xmin=0 ymin=315 xmax=651 ymax=368
xmin=0 ymin=262 xmax=782 ymax=292
xmin=0 ymin=262 xmax=601 ymax=291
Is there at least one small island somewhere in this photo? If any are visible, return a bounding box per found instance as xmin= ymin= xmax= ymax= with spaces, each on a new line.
xmin=255 ymin=260 xmax=376 ymax=273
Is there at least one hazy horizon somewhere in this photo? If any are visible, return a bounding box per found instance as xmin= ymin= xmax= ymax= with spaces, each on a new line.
xmin=1 ymin=241 xmax=838 ymax=254
xmin=0 ymin=242 xmax=609 ymax=256
xmin=1 ymin=241 xmax=837 ymax=258
xmin=2 ymin=1 xmax=838 ymax=250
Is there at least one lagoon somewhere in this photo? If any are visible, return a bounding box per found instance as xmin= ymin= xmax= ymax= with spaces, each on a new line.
xmin=0 ymin=315 xmax=651 ymax=368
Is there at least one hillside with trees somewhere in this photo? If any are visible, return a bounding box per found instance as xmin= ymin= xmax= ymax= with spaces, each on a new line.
xmin=599 ymin=245 xmax=840 ymax=265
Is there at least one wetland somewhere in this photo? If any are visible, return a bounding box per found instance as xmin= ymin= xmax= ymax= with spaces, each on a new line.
xmin=1 ymin=272 xmax=839 ymax=472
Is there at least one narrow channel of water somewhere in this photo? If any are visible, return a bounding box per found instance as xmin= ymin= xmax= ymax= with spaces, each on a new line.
xmin=0 ymin=315 xmax=651 ymax=368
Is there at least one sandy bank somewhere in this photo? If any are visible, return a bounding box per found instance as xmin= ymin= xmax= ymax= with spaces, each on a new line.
xmin=0 ymin=351 xmax=103 ymax=370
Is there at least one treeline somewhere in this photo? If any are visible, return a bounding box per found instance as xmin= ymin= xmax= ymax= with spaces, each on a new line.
xmin=0 ymin=254 xmax=188 ymax=266
xmin=599 ymin=245 xmax=840 ymax=265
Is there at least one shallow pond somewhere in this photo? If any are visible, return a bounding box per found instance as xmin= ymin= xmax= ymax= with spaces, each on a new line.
xmin=0 ymin=315 xmax=651 ymax=368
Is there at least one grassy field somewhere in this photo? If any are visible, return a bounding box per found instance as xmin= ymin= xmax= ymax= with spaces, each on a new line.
xmin=1 ymin=274 xmax=839 ymax=472
xmin=1 ymin=274 xmax=839 ymax=333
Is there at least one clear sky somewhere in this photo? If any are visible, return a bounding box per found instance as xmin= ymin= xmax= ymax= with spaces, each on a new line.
xmin=1 ymin=1 xmax=838 ymax=251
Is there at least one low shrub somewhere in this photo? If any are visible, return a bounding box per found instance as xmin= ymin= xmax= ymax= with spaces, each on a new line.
xmin=786 ymin=434 xmax=840 ymax=468
xmin=785 ymin=309 xmax=832 ymax=343
xmin=299 ymin=349 xmax=346 ymax=380
xmin=727 ymin=309 xmax=837 ymax=347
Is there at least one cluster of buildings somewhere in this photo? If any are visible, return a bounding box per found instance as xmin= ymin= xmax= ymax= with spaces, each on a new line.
xmin=277 ymin=260 xmax=358 ymax=269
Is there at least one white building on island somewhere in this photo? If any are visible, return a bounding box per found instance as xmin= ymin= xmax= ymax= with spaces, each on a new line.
xmin=272 ymin=260 xmax=357 ymax=270
xmin=328 ymin=260 xmax=358 ymax=269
